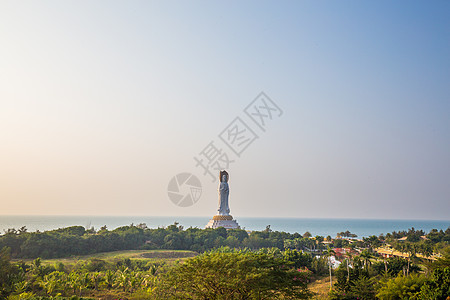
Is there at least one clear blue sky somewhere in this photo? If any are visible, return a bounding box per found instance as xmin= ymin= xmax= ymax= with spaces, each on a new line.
xmin=0 ymin=1 xmax=449 ymax=219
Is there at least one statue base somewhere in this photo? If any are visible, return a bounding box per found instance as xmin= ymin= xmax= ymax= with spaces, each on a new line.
xmin=205 ymin=215 xmax=240 ymax=229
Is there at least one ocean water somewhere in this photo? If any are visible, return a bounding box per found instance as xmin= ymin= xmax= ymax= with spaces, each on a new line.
xmin=0 ymin=216 xmax=448 ymax=238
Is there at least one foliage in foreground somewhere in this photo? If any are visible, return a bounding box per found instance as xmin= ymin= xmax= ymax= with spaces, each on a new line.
xmin=376 ymin=273 xmax=426 ymax=299
xmin=1 ymin=246 xmax=317 ymax=299
xmin=1 ymin=223 xmax=450 ymax=299
xmin=155 ymin=248 xmax=313 ymax=299
xmin=329 ymin=253 xmax=450 ymax=300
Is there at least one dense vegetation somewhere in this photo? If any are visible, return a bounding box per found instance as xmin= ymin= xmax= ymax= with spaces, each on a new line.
xmin=0 ymin=223 xmax=317 ymax=259
xmin=328 ymin=248 xmax=450 ymax=300
xmin=0 ymin=224 xmax=449 ymax=299
xmin=3 ymin=224 xmax=448 ymax=260
xmin=0 ymin=246 xmax=323 ymax=299
xmin=157 ymin=248 xmax=313 ymax=299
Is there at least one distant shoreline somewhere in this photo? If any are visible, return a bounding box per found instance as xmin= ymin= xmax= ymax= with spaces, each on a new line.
xmin=2 ymin=214 xmax=449 ymax=221
xmin=1 ymin=215 xmax=448 ymax=238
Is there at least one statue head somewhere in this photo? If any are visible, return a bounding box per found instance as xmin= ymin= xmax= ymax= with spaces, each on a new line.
xmin=219 ymin=170 xmax=229 ymax=182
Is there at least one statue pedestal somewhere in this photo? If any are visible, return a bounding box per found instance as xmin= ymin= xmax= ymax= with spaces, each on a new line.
xmin=205 ymin=215 xmax=240 ymax=229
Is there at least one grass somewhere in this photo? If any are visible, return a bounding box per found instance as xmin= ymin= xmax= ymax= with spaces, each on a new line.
xmin=15 ymin=249 xmax=198 ymax=266
xmin=309 ymin=276 xmax=335 ymax=300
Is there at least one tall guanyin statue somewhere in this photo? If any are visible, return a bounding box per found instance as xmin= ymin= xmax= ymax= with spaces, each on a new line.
xmin=205 ymin=170 xmax=240 ymax=229
xmin=218 ymin=170 xmax=230 ymax=215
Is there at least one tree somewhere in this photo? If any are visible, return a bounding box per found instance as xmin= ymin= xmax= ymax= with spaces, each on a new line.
xmin=420 ymin=242 xmax=433 ymax=260
xmin=284 ymin=239 xmax=294 ymax=250
xmin=359 ymin=250 xmax=373 ymax=274
xmin=337 ymin=230 xmax=357 ymax=239
xmin=225 ymin=235 xmax=240 ymax=248
xmin=155 ymin=249 xmax=313 ymax=299
xmin=363 ymin=235 xmax=381 ymax=251
xmin=418 ymin=267 xmax=450 ymax=300
xmin=372 ymin=257 xmax=420 ymax=276
xmin=323 ymin=247 xmax=336 ymax=290
xmin=377 ymin=273 xmax=426 ymax=299
xmin=39 ymin=271 xmax=65 ymax=296
xmin=316 ymin=236 xmax=325 ymax=254
xmin=283 ymin=249 xmax=313 ymax=269
xmin=429 ymin=246 xmax=450 ymax=271
xmin=0 ymin=247 xmax=20 ymax=298
xmin=330 ymin=261 xmax=367 ymax=298
xmin=350 ymin=276 xmax=376 ymax=300
xmin=344 ymin=251 xmax=354 ymax=282
xmin=403 ymin=242 xmax=418 ymax=276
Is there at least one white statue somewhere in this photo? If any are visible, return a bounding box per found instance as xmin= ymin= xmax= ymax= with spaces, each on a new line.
xmin=205 ymin=170 xmax=240 ymax=229
xmin=218 ymin=170 xmax=230 ymax=215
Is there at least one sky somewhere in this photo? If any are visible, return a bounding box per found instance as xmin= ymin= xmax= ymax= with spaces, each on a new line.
xmin=0 ymin=1 xmax=449 ymax=220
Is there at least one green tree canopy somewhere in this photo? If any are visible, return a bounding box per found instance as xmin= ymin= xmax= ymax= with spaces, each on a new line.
xmin=155 ymin=249 xmax=312 ymax=299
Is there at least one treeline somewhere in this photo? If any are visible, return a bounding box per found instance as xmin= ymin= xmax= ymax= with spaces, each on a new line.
xmin=0 ymin=223 xmax=297 ymax=259
xmin=1 ymin=225 xmax=147 ymax=259
xmin=1 ymin=223 xmax=449 ymax=259
xmin=385 ymin=227 xmax=450 ymax=243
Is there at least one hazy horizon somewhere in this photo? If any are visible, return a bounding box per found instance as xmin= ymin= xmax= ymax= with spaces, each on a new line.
xmin=0 ymin=214 xmax=449 ymax=222
xmin=1 ymin=1 xmax=449 ymax=220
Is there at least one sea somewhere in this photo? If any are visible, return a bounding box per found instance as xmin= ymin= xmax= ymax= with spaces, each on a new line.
xmin=0 ymin=216 xmax=449 ymax=238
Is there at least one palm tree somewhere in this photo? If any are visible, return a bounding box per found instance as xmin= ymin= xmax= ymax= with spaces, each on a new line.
xmin=316 ymin=236 xmax=325 ymax=254
xmin=359 ymin=250 xmax=373 ymax=274
xmin=323 ymin=247 xmax=336 ymax=290
xmin=309 ymin=238 xmax=316 ymax=252
xmin=421 ymin=243 xmax=433 ymax=260
xmin=344 ymin=251 xmax=353 ymax=282
xmin=294 ymin=238 xmax=306 ymax=251
xmin=405 ymin=243 xmax=418 ymax=276
xmin=352 ymin=255 xmax=362 ymax=272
